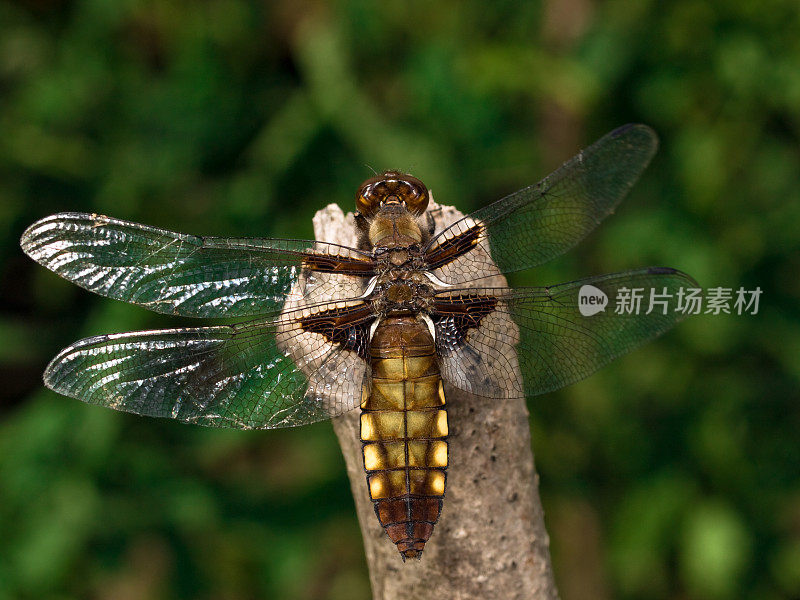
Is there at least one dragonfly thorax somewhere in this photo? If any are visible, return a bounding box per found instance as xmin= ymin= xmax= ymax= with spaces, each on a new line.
xmin=369 ymin=278 xmax=433 ymax=316
xmin=368 ymin=214 xmax=422 ymax=248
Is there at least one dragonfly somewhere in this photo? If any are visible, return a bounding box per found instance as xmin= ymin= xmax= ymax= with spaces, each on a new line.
xmin=20 ymin=124 xmax=695 ymax=560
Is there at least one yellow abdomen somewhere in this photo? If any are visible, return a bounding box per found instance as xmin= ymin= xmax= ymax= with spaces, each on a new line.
xmin=360 ymin=315 xmax=448 ymax=560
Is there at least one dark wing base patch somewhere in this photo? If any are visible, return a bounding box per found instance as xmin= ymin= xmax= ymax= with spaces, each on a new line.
xmin=424 ymin=223 xmax=485 ymax=271
xmin=299 ymin=302 xmax=374 ymax=360
xmin=432 ymin=293 xmax=498 ymax=353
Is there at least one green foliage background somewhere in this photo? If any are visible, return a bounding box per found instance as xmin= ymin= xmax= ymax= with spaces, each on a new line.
xmin=1 ymin=1 xmax=798 ymax=599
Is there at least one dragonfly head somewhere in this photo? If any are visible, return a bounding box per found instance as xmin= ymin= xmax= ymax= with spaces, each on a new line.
xmin=356 ymin=171 xmax=430 ymax=218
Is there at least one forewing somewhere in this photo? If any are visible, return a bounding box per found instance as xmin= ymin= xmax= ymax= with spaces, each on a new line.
xmin=21 ymin=213 xmax=374 ymax=318
xmin=44 ymin=302 xmax=375 ymax=429
xmin=425 ymin=124 xmax=659 ymax=284
xmin=432 ymin=268 xmax=696 ymax=398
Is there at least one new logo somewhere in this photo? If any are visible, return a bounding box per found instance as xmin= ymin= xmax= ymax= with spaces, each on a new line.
xmin=578 ymin=285 xmax=608 ymax=316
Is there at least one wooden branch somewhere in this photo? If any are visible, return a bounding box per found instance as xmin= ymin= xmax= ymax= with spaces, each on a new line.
xmin=312 ymin=202 xmax=560 ymax=600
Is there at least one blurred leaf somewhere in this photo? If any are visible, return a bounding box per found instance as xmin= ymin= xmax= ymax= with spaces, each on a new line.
xmin=680 ymin=501 xmax=752 ymax=599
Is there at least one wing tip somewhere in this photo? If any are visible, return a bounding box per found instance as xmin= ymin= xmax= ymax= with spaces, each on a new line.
xmin=609 ymin=123 xmax=659 ymax=156
xmin=610 ymin=122 xmax=639 ymax=137
xmin=19 ymin=212 xmax=87 ymax=259
xmin=43 ymin=342 xmax=81 ymax=394
xmin=610 ymin=122 xmax=657 ymax=138
xmin=42 ymin=351 xmax=71 ymax=397
xmin=19 ymin=217 xmax=49 ymax=258
xmin=42 ymin=333 xmax=116 ymax=393
xmin=645 ymin=266 xmax=700 ymax=288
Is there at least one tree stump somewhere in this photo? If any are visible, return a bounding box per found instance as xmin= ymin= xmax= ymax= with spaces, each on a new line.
xmin=311 ymin=202 xmax=560 ymax=600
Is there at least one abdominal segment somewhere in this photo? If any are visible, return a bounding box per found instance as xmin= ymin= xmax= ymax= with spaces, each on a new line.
xmin=360 ymin=316 xmax=448 ymax=560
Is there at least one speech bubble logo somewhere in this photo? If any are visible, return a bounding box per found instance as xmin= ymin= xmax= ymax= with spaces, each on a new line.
xmin=578 ymin=284 xmax=608 ymax=316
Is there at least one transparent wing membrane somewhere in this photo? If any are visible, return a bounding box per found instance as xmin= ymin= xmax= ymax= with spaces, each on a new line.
xmin=433 ymin=268 xmax=697 ymax=399
xmin=44 ymin=304 xmax=374 ymax=429
xmin=21 ymin=212 xmax=372 ymax=318
xmin=426 ymin=124 xmax=659 ymax=285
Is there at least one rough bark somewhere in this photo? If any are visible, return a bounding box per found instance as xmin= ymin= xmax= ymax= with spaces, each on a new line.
xmin=312 ymin=202 xmax=560 ymax=600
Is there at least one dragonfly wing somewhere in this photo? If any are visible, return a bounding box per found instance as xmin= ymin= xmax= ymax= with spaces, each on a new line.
xmin=44 ymin=301 xmax=376 ymax=429
xmin=21 ymin=212 xmax=374 ymax=318
xmin=432 ymin=268 xmax=697 ymax=398
xmin=425 ymin=124 xmax=659 ymax=285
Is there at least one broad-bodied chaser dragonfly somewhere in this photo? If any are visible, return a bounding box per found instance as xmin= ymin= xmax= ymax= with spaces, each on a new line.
xmin=21 ymin=124 xmax=694 ymax=560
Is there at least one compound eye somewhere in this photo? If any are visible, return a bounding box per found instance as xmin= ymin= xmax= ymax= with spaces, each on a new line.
xmin=355 ymin=172 xmax=430 ymax=216
xmin=403 ymin=187 xmax=429 ymax=216
xmin=356 ymin=192 xmax=380 ymax=216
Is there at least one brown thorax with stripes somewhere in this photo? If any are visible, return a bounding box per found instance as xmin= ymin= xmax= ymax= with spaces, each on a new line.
xmin=356 ymin=171 xmax=439 ymax=318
